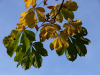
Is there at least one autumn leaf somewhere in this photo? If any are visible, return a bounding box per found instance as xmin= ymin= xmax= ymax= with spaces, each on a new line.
xmin=23 ymin=0 xmax=37 ymax=8
xmin=36 ymin=9 xmax=45 ymax=22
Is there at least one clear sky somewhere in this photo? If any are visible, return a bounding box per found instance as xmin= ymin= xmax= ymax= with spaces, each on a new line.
xmin=0 ymin=0 xmax=100 ymax=75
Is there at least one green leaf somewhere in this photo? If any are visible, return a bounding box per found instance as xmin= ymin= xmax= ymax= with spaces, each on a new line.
xmin=61 ymin=8 xmax=74 ymax=20
xmin=32 ymin=47 xmax=42 ymax=69
xmin=33 ymin=42 xmax=43 ymax=48
xmin=14 ymin=51 xmax=25 ymax=66
xmin=33 ymin=44 xmax=48 ymax=56
xmin=20 ymin=32 xmax=30 ymax=53
xmin=71 ymin=38 xmax=87 ymax=57
xmin=81 ymin=27 xmax=88 ymax=36
xmin=56 ymin=46 xmax=66 ymax=56
xmin=65 ymin=38 xmax=77 ymax=62
xmin=6 ymin=30 xmax=21 ymax=57
xmin=33 ymin=42 xmax=48 ymax=56
xmin=21 ymin=49 xmax=32 ymax=70
xmin=75 ymin=36 xmax=91 ymax=45
xmin=24 ymin=30 xmax=36 ymax=41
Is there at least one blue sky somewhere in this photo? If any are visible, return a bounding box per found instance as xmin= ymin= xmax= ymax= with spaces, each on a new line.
xmin=0 ymin=0 xmax=100 ymax=75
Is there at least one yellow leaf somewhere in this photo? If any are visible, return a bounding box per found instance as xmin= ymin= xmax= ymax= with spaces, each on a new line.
xmin=50 ymin=38 xmax=58 ymax=50
xmin=45 ymin=26 xmax=55 ymax=33
xmin=63 ymin=23 xmax=69 ymax=28
xmin=60 ymin=36 xmax=69 ymax=48
xmin=63 ymin=1 xmax=78 ymax=11
xmin=36 ymin=10 xmax=45 ymax=22
xmin=36 ymin=7 xmax=45 ymax=12
xmin=64 ymin=26 xmax=75 ymax=37
xmin=50 ymin=31 xmax=59 ymax=39
xmin=56 ymin=38 xmax=63 ymax=52
xmin=40 ymin=26 xmax=45 ymax=32
xmin=19 ymin=17 xmax=27 ymax=26
xmin=50 ymin=24 xmax=61 ymax=31
xmin=24 ymin=0 xmax=36 ymax=8
xmin=25 ymin=11 xmax=37 ymax=28
xmin=40 ymin=37 xmax=46 ymax=42
xmin=55 ymin=9 xmax=63 ymax=23
xmin=54 ymin=4 xmax=59 ymax=10
xmin=71 ymin=19 xmax=82 ymax=27
xmin=50 ymin=9 xmax=55 ymax=18
xmin=74 ymin=26 xmax=82 ymax=33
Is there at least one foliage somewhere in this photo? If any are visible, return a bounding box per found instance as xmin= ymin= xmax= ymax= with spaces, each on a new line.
xmin=3 ymin=0 xmax=91 ymax=70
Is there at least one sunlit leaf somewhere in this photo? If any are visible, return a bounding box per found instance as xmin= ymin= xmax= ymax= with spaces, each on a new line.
xmin=20 ymin=32 xmax=30 ymax=53
xmin=36 ymin=9 xmax=45 ymax=22
xmin=6 ymin=30 xmax=21 ymax=57
xmin=55 ymin=9 xmax=63 ymax=23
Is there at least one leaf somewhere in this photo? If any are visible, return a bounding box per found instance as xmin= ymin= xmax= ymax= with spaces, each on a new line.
xmin=47 ymin=6 xmax=54 ymax=9
xmin=65 ymin=38 xmax=77 ymax=62
xmin=36 ymin=7 xmax=45 ymax=12
xmin=50 ymin=31 xmax=59 ymax=39
xmin=24 ymin=0 xmax=36 ymax=8
xmin=63 ymin=23 xmax=69 ymax=28
xmin=71 ymin=38 xmax=87 ymax=57
xmin=63 ymin=1 xmax=78 ymax=11
xmin=50 ymin=9 xmax=55 ymax=18
xmin=74 ymin=36 xmax=91 ymax=45
xmin=14 ymin=51 xmax=25 ymax=67
xmin=24 ymin=30 xmax=36 ymax=41
xmin=36 ymin=9 xmax=45 ymax=22
xmin=74 ymin=27 xmax=88 ymax=37
xmin=20 ymin=32 xmax=30 ymax=53
xmin=61 ymin=8 xmax=74 ymax=20
xmin=21 ymin=52 xmax=32 ymax=70
xmin=50 ymin=24 xmax=61 ymax=31
xmin=55 ymin=9 xmax=63 ymax=23
xmin=56 ymin=38 xmax=63 ymax=52
xmin=25 ymin=10 xmax=37 ymax=28
xmin=33 ymin=42 xmax=43 ymax=47
xmin=6 ymin=30 xmax=21 ymax=57
xmin=33 ymin=43 xmax=48 ymax=56
xmin=81 ymin=27 xmax=88 ymax=36
xmin=50 ymin=38 xmax=58 ymax=50
xmin=71 ymin=19 xmax=82 ymax=27
xmin=56 ymin=46 xmax=66 ymax=56
xmin=60 ymin=36 xmax=69 ymax=48
xmin=32 ymin=47 xmax=42 ymax=69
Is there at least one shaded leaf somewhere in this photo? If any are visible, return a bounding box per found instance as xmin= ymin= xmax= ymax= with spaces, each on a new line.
xmin=33 ymin=43 xmax=48 ymax=56
xmin=32 ymin=47 xmax=42 ymax=69
xmin=61 ymin=8 xmax=74 ymax=20
xmin=71 ymin=38 xmax=87 ymax=57
xmin=65 ymin=38 xmax=77 ymax=62
xmin=24 ymin=30 xmax=36 ymax=41
xmin=36 ymin=7 xmax=45 ymax=12
xmin=56 ymin=46 xmax=66 ymax=56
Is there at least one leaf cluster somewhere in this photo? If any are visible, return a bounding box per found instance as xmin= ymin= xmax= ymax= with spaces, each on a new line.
xmin=3 ymin=0 xmax=91 ymax=70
